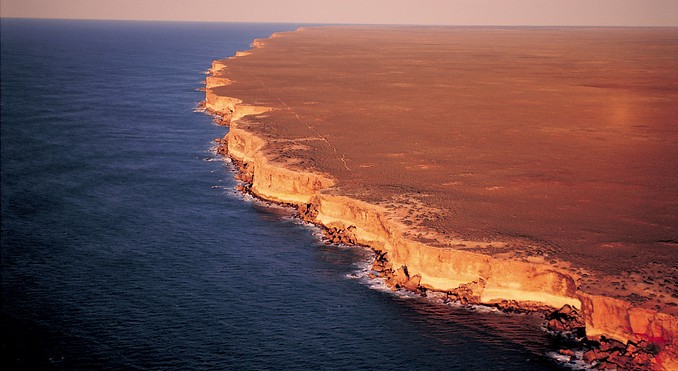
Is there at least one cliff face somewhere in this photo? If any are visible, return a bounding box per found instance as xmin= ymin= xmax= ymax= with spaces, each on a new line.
xmin=226 ymin=123 xmax=335 ymax=205
xmin=310 ymin=193 xmax=580 ymax=309
xmin=204 ymin=30 xmax=677 ymax=369
xmin=579 ymin=293 xmax=677 ymax=346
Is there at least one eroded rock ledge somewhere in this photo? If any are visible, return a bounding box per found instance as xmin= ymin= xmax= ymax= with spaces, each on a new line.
xmin=204 ymin=30 xmax=677 ymax=369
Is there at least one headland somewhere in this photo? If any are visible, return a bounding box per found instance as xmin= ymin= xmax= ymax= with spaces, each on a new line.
xmin=205 ymin=26 xmax=678 ymax=369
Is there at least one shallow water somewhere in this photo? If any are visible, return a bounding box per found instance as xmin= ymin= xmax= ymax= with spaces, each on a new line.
xmin=1 ymin=19 xmax=567 ymax=369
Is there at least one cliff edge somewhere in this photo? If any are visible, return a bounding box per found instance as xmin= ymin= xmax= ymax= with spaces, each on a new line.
xmin=204 ymin=26 xmax=678 ymax=369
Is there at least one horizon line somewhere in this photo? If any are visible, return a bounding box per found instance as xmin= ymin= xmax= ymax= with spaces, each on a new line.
xmin=2 ymin=16 xmax=676 ymax=28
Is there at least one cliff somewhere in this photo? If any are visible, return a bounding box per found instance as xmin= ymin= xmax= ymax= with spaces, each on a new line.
xmin=204 ymin=27 xmax=678 ymax=369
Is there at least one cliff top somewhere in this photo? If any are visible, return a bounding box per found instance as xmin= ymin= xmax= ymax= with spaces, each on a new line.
xmin=209 ymin=26 xmax=678 ymax=315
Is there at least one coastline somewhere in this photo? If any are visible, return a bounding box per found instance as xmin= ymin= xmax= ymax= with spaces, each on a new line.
xmin=204 ymin=27 xmax=677 ymax=369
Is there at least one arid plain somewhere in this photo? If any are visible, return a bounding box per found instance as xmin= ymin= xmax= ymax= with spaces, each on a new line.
xmin=206 ymin=26 xmax=677 ymax=367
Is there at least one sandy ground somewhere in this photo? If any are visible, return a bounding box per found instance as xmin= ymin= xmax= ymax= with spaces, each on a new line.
xmin=210 ymin=26 xmax=678 ymax=315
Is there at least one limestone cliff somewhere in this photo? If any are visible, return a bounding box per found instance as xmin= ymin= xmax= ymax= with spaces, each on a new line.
xmin=204 ymin=31 xmax=677 ymax=369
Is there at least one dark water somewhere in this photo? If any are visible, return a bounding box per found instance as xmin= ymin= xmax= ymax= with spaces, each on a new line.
xmin=1 ymin=19 xmax=568 ymax=369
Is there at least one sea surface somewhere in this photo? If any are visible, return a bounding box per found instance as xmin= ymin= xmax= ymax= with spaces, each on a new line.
xmin=1 ymin=19 xmax=568 ymax=369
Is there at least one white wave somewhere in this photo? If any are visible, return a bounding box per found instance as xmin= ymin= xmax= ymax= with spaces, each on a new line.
xmin=346 ymin=257 xmax=508 ymax=315
xmin=290 ymin=219 xmax=326 ymax=240
xmin=546 ymin=350 xmax=589 ymax=370
xmin=202 ymin=157 xmax=224 ymax=162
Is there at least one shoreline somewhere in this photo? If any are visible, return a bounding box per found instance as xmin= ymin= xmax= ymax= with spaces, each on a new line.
xmin=204 ymin=27 xmax=677 ymax=369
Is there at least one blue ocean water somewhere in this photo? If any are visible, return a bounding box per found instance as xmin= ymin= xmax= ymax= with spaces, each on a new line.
xmin=1 ymin=19 xmax=567 ymax=369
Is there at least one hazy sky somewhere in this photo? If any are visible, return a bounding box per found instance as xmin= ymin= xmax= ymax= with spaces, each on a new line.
xmin=1 ymin=0 xmax=676 ymax=26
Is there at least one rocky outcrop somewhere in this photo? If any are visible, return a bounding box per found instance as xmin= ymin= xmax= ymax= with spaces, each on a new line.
xmin=578 ymin=293 xmax=677 ymax=368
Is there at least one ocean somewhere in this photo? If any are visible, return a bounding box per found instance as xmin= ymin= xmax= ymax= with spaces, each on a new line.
xmin=1 ymin=19 xmax=567 ymax=369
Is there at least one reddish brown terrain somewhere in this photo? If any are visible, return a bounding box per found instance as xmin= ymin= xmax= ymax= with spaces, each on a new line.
xmin=205 ymin=26 xmax=678 ymax=368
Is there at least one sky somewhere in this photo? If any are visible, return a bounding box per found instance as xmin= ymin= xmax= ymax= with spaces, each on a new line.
xmin=1 ymin=0 xmax=676 ymax=26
